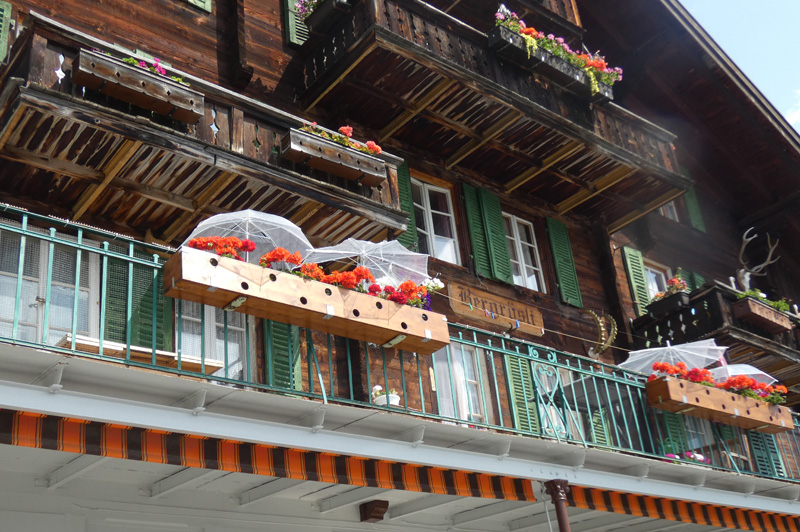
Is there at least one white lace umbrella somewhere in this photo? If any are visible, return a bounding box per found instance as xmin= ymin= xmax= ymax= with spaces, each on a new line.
xmin=303 ymin=238 xmax=429 ymax=286
xmin=618 ymin=339 xmax=728 ymax=374
xmin=182 ymin=210 xmax=313 ymax=265
xmin=710 ymin=364 xmax=777 ymax=385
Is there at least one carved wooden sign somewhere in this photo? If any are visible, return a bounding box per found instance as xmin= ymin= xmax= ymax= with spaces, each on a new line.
xmin=448 ymin=282 xmax=544 ymax=337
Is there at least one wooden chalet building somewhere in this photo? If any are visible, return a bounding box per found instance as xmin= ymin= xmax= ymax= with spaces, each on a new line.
xmin=0 ymin=0 xmax=798 ymax=530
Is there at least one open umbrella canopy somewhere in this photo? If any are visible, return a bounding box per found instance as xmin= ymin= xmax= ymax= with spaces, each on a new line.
xmin=182 ymin=210 xmax=312 ymax=265
xmin=618 ymin=339 xmax=728 ymax=375
xmin=710 ymin=364 xmax=777 ymax=385
xmin=303 ymin=238 xmax=429 ymax=287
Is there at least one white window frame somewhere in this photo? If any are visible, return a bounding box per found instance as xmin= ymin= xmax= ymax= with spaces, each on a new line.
xmin=658 ymin=201 xmax=679 ymax=222
xmin=432 ymin=343 xmax=494 ymax=425
xmin=0 ymin=224 xmax=100 ymax=345
xmin=503 ymin=213 xmax=546 ymax=293
xmin=643 ymin=260 xmax=672 ymax=300
xmin=411 ymin=178 xmax=461 ymax=265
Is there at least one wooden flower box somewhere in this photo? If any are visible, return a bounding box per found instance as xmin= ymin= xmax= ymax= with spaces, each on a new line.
xmin=487 ymin=26 xmax=613 ymax=103
xmin=163 ymin=248 xmax=449 ymax=355
xmin=646 ymin=377 xmax=794 ymax=434
xmin=646 ymin=291 xmax=690 ymax=318
xmin=304 ymin=0 xmax=353 ymax=35
xmin=71 ymin=49 xmax=204 ymax=124
xmin=280 ymin=129 xmax=387 ymax=186
xmin=732 ymin=297 xmax=793 ymax=334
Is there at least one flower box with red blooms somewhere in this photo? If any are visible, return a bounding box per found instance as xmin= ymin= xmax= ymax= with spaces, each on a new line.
xmin=71 ymin=49 xmax=204 ymax=124
xmin=280 ymin=124 xmax=387 ymax=186
xmin=487 ymin=8 xmax=620 ymax=102
xmin=645 ymin=362 xmax=794 ymax=433
xmin=164 ymin=245 xmax=450 ymax=355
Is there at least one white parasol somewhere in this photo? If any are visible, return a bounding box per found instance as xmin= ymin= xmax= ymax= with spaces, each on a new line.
xmin=618 ymin=339 xmax=728 ymax=374
xmin=182 ymin=210 xmax=313 ymax=265
xmin=302 ymin=238 xmax=429 ymax=286
xmin=710 ymin=364 xmax=777 ymax=385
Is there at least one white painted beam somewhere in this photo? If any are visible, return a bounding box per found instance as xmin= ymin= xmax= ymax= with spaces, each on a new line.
xmin=0 ymin=380 xmax=797 ymax=515
xmin=145 ymin=468 xmax=225 ymax=498
xmin=383 ymin=494 xmax=456 ymax=521
xmin=36 ymin=455 xmax=110 ymax=489
xmin=452 ymin=501 xmax=525 ymax=525
xmin=238 ymin=478 xmax=305 ymax=507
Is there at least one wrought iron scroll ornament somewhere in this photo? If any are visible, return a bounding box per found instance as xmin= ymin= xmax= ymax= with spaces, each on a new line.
xmin=582 ymin=309 xmax=617 ymax=359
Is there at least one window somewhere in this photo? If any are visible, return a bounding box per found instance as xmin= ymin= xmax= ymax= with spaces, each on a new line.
xmin=184 ymin=0 xmax=211 ymax=12
xmin=432 ymin=343 xmax=494 ymax=424
xmin=0 ymin=228 xmax=99 ymax=345
xmin=411 ymin=179 xmax=460 ymax=264
xmin=177 ymin=300 xmax=249 ymax=380
xmin=503 ymin=214 xmax=546 ymax=292
xmin=658 ymin=201 xmax=679 ymax=222
xmin=643 ymin=261 xmax=671 ymax=300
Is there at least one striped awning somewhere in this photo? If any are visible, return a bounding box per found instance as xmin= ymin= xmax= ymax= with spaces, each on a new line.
xmin=567 ymin=485 xmax=799 ymax=532
xmin=0 ymin=409 xmax=535 ymax=501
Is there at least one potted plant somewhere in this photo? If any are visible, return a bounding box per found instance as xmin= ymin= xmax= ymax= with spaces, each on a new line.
xmin=71 ymin=49 xmax=204 ymax=124
xmin=645 ymin=362 xmax=793 ymax=433
xmin=645 ymin=273 xmax=690 ymax=317
xmin=296 ymin=0 xmax=354 ymax=36
xmin=732 ymin=290 xmax=793 ymax=334
xmin=372 ymin=385 xmax=400 ymax=406
xmin=281 ymin=123 xmax=387 ymax=186
xmin=164 ymin=243 xmax=450 ymax=355
xmin=487 ymin=6 xmax=621 ymax=102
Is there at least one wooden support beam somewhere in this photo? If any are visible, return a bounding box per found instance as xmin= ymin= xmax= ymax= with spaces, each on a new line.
xmin=162 ymin=171 xmax=237 ymax=243
xmin=290 ymin=201 xmax=324 ymax=227
xmin=445 ymin=111 xmax=521 ymax=169
xmin=607 ymin=188 xmax=684 ymax=233
xmin=556 ymin=166 xmax=636 ymax=213
xmin=72 ymin=139 xmax=142 ymax=220
xmin=379 ymin=78 xmax=455 ymax=141
xmin=305 ymin=43 xmax=378 ymax=111
xmin=505 ymin=141 xmax=583 ymax=193
xmin=1 ymin=145 xmax=104 ymax=180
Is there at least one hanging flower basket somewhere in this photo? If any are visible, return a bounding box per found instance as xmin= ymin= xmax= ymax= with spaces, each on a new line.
xmin=163 ymin=248 xmax=449 ymax=355
xmin=303 ymin=0 xmax=353 ymax=35
xmin=71 ymin=49 xmax=204 ymax=124
xmin=281 ymin=128 xmax=387 ymax=186
xmin=487 ymin=26 xmax=614 ymax=103
xmin=646 ymin=377 xmax=794 ymax=434
xmin=373 ymin=393 xmax=401 ymax=406
xmin=645 ymin=291 xmax=690 ymax=318
xmin=732 ymin=297 xmax=793 ymax=334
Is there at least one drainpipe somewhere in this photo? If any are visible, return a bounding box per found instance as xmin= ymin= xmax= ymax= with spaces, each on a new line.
xmin=544 ymin=479 xmax=572 ymax=532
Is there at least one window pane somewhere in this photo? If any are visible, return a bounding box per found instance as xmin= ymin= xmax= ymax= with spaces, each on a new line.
xmin=427 ymin=189 xmax=451 ymax=214
xmin=0 ymin=234 xmax=39 ymax=277
xmin=434 ymin=237 xmax=458 ymax=263
xmin=411 ymin=181 xmax=423 ymax=206
xmin=431 ymin=212 xmax=454 ymax=238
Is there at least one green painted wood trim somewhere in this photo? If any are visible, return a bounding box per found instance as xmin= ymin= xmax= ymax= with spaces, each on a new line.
xmin=749 ymin=431 xmax=787 ymax=478
xmin=622 ymin=246 xmax=649 ymax=316
xmin=463 ymin=184 xmax=492 ymax=279
xmin=395 ymin=161 xmax=418 ymax=250
xmin=185 ymin=0 xmax=212 ymax=12
xmin=0 ymin=1 xmax=12 ymax=64
xmin=284 ymin=0 xmax=310 ymax=47
xmin=686 ymin=271 xmax=705 ymax=292
xmin=545 ymin=218 xmax=582 ymax=308
xmin=683 ymin=186 xmax=706 ymax=233
xmin=479 ymin=188 xmax=513 ymax=284
xmin=504 ymin=355 xmax=540 ymax=434
xmin=269 ymin=320 xmax=302 ymax=390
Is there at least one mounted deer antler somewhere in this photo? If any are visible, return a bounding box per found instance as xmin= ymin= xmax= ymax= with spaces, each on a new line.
xmin=736 ymin=227 xmax=780 ymax=291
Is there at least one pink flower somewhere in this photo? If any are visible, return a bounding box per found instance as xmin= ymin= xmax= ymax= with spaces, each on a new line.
xmin=338 ymin=126 xmax=353 ymax=138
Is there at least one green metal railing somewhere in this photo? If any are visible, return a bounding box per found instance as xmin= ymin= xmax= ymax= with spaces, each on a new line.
xmin=0 ymin=205 xmax=797 ymax=484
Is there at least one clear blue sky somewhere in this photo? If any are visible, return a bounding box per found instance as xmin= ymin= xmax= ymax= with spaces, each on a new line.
xmin=680 ymin=0 xmax=800 ymax=132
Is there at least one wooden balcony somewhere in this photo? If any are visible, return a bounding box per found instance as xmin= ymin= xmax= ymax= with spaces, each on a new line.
xmin=300 ymin=0 xmax=688 ymax=231
xmin=632 ymin=283 xmax=800 ymax=405
xmin=0 ymin=14 xmax=406 ymax=247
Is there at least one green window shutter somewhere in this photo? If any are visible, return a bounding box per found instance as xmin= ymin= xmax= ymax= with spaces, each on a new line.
xmin=267 ymin=320 xmax=301 ymax=390
xmin=622 ymin=246 xmax=649 ymax=316
xmin=590 ymin=409 xmax=614 ymax=447
xmin=748 ymin=431 xmax=786 ymax=478
xmin=463 ymin=185 xmax=512 ymax=283
xmin=185 ymin=0 xmax=212 ymax=12
xmin=658 ymin=412 xmax=689 ymax=456
xmin=284 ymin=0 xmax=309 ymax=47
xmin=545 ymin=218 xmax=582 ymax=307
xmin=395 ymin=161 xmax=419 ymax=250
xmin=0 ymin=1 xmax=10 ymax=64
xmin=683 ymin=186 xmax=706 ymax=233
xmin=503 ymin=355 xmax=540 ymax=434
xmin=686 ymin=271 xmax=705 ymax=292
xmin=104 ymin=257 xmax=129 ymax=344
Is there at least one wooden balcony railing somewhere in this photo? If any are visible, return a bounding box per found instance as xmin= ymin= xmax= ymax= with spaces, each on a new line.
xmin=302 ymin=0 xmax=679 ymax=176
xmin=1 ymin=207 xmax=797 ymax=485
